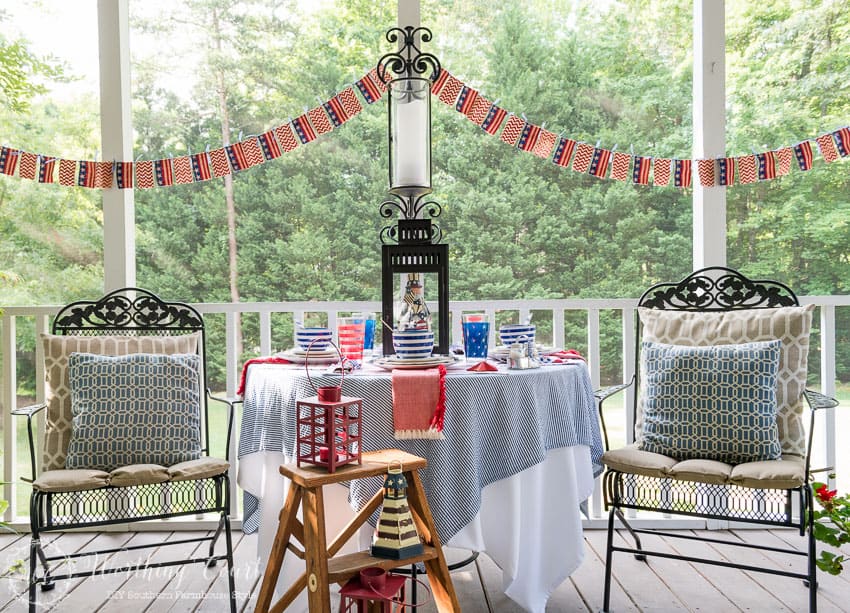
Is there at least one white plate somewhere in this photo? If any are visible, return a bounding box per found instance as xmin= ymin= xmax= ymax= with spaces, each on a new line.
xmin=290 ymin=347 xmax=338 ymax=356
xmin=276 ymin=350 xmax=339 ymax=364
xmin=373 ymin=355 xmax=457 ymax=370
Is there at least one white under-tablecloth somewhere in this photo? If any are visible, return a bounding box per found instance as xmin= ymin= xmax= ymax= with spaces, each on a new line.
xmin=238 ymin=445 xmax=593 ymax=613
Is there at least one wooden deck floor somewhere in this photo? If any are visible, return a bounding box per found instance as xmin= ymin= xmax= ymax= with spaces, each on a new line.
xmin=1 ymin=528 xmax=849 ymax=611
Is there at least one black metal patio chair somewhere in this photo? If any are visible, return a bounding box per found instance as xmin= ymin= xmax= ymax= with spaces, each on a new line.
xmin=598 ymin=267 xmax=839 ymax=612
xmin=13 ymin=288 xmax=236 ymax=612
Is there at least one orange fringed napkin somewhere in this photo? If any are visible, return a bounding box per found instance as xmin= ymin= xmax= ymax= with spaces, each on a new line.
xmin=391 ymin=364 xmax=446 ymax=439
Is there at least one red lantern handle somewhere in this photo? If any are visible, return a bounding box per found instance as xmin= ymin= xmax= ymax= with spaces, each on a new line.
xmin=304 ymin=338 xmax=346 ymax=394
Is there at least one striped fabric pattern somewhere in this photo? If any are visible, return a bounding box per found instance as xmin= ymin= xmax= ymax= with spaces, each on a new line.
xmin=238 ymin=364 xmax=603 ymax=540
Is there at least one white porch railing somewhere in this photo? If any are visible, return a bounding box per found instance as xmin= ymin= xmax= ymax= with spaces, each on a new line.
xmin=2 ymin=296 xmax=846 ymax=530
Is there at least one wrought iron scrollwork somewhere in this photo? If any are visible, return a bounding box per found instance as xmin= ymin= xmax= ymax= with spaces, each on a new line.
xmin=379 ymin=193 xmax=442 ymax=245
xmin=638 ymin=267 xmax=798 ymax=310
xmin=377 ymin=26 xmax=441 ymax=84
xmin=54 ymin=288 xmax=203 ymax=332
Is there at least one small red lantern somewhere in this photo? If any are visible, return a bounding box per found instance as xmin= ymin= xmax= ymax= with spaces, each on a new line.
xmin=296 ymin=342 xmax=362 ymax=472
xmin=338 ymin=568 xmax=407 ymax=613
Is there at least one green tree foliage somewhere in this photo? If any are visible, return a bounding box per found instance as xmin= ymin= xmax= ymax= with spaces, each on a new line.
xmin=0 ymin=1 xmax=848 ymax=387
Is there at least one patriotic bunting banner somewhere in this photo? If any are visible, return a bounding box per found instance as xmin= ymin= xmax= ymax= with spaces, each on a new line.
xmin=135 ymin=160 xmax=154 ymax=189
xmin=697 ymin=159 xmax=715 ymax=187
xmin=718 ymin=157 xmax=735 ymax=186
xmin=173 ymin=156 xmax=193 ymax=185
xmin=241 ymin=137 xmax=265 ymax=168
xmin=307 ymin=106 xmax=333 ymax=136
xmin=757 ymin=151 xmax=776 ymax=181
xmin=738 ymin=155 xmax=758 ymax=184
xmin=154 ymin=158 xmax=174 ymax=187
xmin=632 ymin=156 xmax=651 ymax=185
xmin=190 ymin=153 xmax=211 ymax=182
xmin=571 ymin=143 xmax=594 ymax=173
xmin=816 ymin=134 xmax=839 ymax=163
xmin=517 ymin=122 xmax=540 ymax=153
xmin=610 ymin=152 xmax=630 ymax=182
xmin=835 ymin=127 xmax=850 ymax=156
xmin=39 ymin=156 xmax=56 ymax=184
xmin=0 ymin=63 xmax=846 ymax=191
xmin=794 ymin=141 xmax=814 ymax=171
xmin=588 ymin=147 xmax=612 ymax=178
xmin=532 ymin=129 xmax=557 ymax=159
xmin=553 ymin=137 xmax=577 ymax=168
xmin=775 ymin=147 xmax=793 ymax=176
xmin=500 ymin=114 xmax=525 ymax=146
xmin=18 ymin=151 xmax=37 ymax=180
xmin=674 ymin=158 xmax=692 ymax=188
xmin=0 ymin=147 xmax=19 ymax=175
xmin=258 ymin=130 xmax=282 ymax=160
xmin=455 ymin=85 xmax=479 ymax=116
xmin=653 ymin=158 xmax=671 ymax=186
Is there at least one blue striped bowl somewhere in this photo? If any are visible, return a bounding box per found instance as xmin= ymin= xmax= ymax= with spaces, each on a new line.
xmin=499 ymin=324 xmax=535 ymax=347
xmin=295 ymin=327 xmax=333 ymax=351
xmin=392 ymin=329 xmax=434 ymax=360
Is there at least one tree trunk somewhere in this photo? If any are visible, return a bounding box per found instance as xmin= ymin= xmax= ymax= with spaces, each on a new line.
xmin=212 ymin=7 xmax=243 ymax=359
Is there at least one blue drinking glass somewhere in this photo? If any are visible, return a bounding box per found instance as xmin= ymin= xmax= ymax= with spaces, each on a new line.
xmin=462 ymin=321 xmax=490 ymax=359
xmin=363 ymin=317 xmax=376 ymax=351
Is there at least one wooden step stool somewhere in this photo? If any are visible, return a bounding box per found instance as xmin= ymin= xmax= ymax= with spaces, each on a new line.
xmin=255 ymin=448 xmax=460 ymax=613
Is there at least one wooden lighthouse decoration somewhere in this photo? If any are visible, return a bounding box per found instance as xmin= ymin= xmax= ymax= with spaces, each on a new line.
xmin=371 ymin=463 xmax=424 ymax=559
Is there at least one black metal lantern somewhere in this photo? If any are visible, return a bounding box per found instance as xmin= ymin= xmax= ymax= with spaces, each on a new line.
xmin=378 ymin=27 xmax=450 ymax=356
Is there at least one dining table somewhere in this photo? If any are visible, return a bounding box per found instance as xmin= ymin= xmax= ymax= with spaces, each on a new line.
xmin=236 ymin=357 xmax=603 ymax=613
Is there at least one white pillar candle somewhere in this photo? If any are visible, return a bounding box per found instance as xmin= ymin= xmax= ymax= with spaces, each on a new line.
xmin=390 ymin=78 xmax=431 ymax=193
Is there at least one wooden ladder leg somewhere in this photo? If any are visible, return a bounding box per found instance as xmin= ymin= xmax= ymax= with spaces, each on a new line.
xmin=256 ymin=483 xmax=304 ymax=613
xmin=404 ymin=470 xmax=461 ymax=612
xmin=302 ymin=485 xmax=332 ymax=613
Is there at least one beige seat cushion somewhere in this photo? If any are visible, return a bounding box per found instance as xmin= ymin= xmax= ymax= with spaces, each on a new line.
xmin=32 ymin=457 xmax=228 ymax=493
xmin=637 ymin=305 xmax=814 ymax=456
xmin=109 ymin=464 xmax=170 ymax=487
xmin=41 ymin=332 xmax=200 ymax=471
xmin=602 ymin=444 xmax=806 ymax=489
xmin=168 ymin=457 xmax=230 ymax=482
xmin=33 ymin=469 xmax=110 ymax=493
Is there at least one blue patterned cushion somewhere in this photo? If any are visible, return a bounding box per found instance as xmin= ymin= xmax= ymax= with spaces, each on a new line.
xmin=639 ymin=340 xmax=782 ymax=464
xmin=65 ymin=353 xmax=202 ymax=471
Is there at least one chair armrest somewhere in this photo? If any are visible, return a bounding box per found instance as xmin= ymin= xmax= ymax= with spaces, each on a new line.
xmin=11 ymin=402 xmax=47 ymax=417
xmin=207 ymin=390 xmax=237 ymax=462
xmin=594 ymin=379 xmax=635 ymax=404
xmin=804 ymin=389 xmax=839 ymax=411
xmin=11 ymin=402 xmax=46 ymax=482
xmin=594 ymin=376 xmax=635 ymax=452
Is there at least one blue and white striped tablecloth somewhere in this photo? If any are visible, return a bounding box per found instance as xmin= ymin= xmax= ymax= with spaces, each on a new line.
xmin=238 ymin=362 xmax=603 ymax=543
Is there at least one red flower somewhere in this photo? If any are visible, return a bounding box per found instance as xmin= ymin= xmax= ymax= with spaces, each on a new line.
xmin=816 ymin=484 xmax=838 ymax=502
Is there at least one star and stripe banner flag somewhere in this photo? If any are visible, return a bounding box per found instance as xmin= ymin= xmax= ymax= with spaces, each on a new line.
xmin=191 ymin=153 xmax=211 ymax=182
xmin=835 ymin=127 xmax=850 ymax=157
xmin=757 ymin=151 xmax=776 ymax=181
xmin=481 ymin=104 xmax=507 ymax=135
xmin=154 ymin=158 xmax=174 ymax=187
xmin=292 ymin=114 xmax=317 ymax=145
xmin=718 ymin=157 xmax=735 ymax=186
xmin=632 ymin=156 xmax=651 ymax=185
xmin=674 ymin=158 xmax=692 ymax=188
xmin=0 ymin=146 xmax=19 ymax=175
xmin=39 ymin=156 xmax=56 ymax=183
xmin=258 ymin=130 xmax=282 ymax=160
xmin=323 ymin=96 xmax=350 ymax=128
xmin=588 ymin=147 xmax=612 ymax=178
xmin=455 ymin=85 xmax=479 ymax=117
xmin=355 ymin=71 xmax=382 ymax=104
xmin=516 ymin=122 xmax=540 ymax=153
xmin=794 ymin=141 xmax=814 ymax=171
xmin=225 ymin=142 xmax=249 ymax=173
xmin=553 ymin=137 xmax=577 ymax=168
xmin=77 ymin=160 xmax=96 ymax=188
xmin=115 ymin=161 xmax=133 ymax=189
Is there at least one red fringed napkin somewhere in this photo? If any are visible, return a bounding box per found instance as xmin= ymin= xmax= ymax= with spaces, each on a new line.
xmin=546 ymin=349 xmax=586 ymax=363
xmin=391 ymin=364 xmax=446 ymax=439
xmin=237 ymin=356 xmax=292 ymax=396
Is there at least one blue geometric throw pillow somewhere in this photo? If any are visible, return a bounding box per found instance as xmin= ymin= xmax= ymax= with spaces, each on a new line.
xmin=639 ymin=340 xmax=782 ymax=464
xmin=65 ymin=353 xmax=202 ymax=471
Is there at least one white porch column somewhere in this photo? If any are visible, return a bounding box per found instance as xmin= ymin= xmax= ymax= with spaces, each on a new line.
xmin=398 ymin=0 xmax=420 ymax=30
xmin=692 ymin=0 xmax=726 ymax=269
xmin=98 ymin=0 xmax=136 ymax=291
